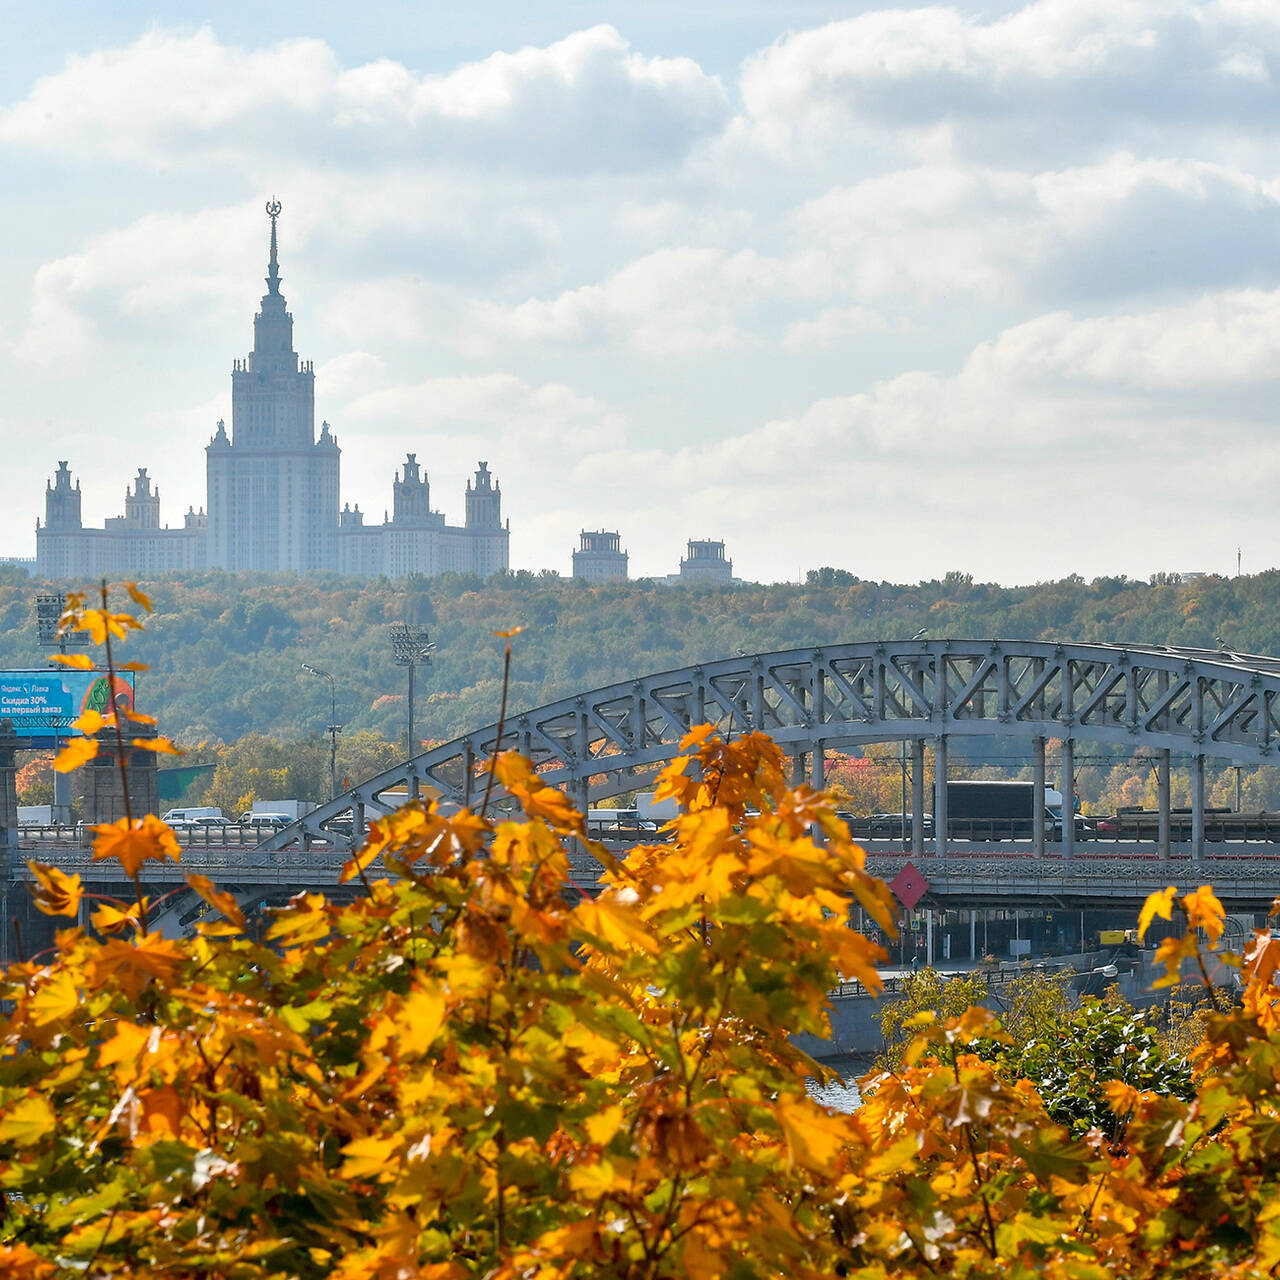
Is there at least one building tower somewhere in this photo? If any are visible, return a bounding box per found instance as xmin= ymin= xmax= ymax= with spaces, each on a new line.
xmin=124 ymin=469 xmax=160 ymax=530
xmin=572 ymin=530 xmax=628 ymax=583
xmin=42 ymin=462 xmax=82 ymax=531
xmin=463 ymin=462 xmax=508 ymax=576
xmin=392 ymin=454 xmax=431 ymax=525
xmin=206 ymin=200 xmax=339 ymax=571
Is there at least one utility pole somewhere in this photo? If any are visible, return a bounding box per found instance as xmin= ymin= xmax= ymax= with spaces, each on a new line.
xmin=301 ymin=663 xmax=341 ymax=800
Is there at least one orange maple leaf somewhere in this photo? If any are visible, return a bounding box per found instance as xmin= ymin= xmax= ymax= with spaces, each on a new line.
xmin=53 ymin=738 xmax=98 ymax=773
xmin=92 ymin=814 xmax=181 ymax=877
xmin=26 ymin=862 xmax=83 ymax=918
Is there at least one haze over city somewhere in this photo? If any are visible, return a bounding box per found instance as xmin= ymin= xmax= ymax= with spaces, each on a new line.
xmin=2 ymin=1 xmax=1277 ymax=585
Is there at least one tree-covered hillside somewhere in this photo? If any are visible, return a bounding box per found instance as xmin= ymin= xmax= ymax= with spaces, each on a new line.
xmin=0 ymin=565 xmax=1276 ymax=749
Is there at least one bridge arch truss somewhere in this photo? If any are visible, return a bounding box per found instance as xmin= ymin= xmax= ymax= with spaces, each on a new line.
xmin=262 ymin=639 xmax=1280 ymax=863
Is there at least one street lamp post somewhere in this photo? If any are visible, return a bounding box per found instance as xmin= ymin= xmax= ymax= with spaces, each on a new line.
xmin=390 ymin=624 xmax=434 ymax=757
xmin=301 ymin=663 xmax=341 ymax=800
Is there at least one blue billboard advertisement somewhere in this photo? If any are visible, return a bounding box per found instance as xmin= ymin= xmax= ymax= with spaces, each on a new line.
xmin=0 ymin=670 xmax=136 ymax=742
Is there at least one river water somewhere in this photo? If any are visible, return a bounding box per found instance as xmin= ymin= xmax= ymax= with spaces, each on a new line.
xmin=805 ymin=1054 xmax=866 ymax=1113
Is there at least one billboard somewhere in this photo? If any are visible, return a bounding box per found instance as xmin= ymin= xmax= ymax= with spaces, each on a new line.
xmin=0 ymin=670 xmax=136 ymax=742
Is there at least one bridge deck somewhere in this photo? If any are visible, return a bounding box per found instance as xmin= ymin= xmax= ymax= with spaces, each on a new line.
xmin=8 ymin=835 xmax=1279 ymax=911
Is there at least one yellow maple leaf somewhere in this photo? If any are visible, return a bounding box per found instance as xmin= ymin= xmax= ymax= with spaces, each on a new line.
xmin=774 ymin=1096 xmax=852 ymax=1171
xmin=92 ymin=814 xmax=181 ymax=877
xmin=27 ymin=971 xmax=80 ymax=1027
xmin=72 ymin=709 xmax=109 ymax=735
xmin=49 ymin=652 xmax=95 ymax=670
xmin=0 ymin=1095 xmax=55 ymax=1146
xmin=91 ymin=901 xmax=142 ymax=936
xmin=186 ymin=873 xmax=245 ymax=927
xmin=96 ymin=1022 xmax=156 ymax=1077
xmin=573 ymin=896 xmax=658 ymax=956
xmin=1183 ymin=885 xmax=1225 ymax=944
xmin=1138 ymin=885 xmax=1178 ymax=941
xmin=53 ymin=737 xmax=98 ymax=773
xmin=125 ymin=582 xmax=153 ymax=611
xmin=26 ymin=862 xmax=82 ymax=918
xmin=585 ymin=1104 xmax=624 ymax=1147
xmin=340 ymin=1134 xmax=401 ymax=1180
xmin=130 ymin=737 xmax=182 ymax=756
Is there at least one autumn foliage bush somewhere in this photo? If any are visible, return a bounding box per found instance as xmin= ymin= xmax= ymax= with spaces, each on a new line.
xmin=3 ymin=585 xmax=1280 ymax=1277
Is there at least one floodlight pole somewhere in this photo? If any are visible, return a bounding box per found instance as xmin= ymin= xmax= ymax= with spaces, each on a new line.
xmin=390 ymin=625 xmax=434 ymax=758
xmin=301 ymin=663 xmax=341 ymax=800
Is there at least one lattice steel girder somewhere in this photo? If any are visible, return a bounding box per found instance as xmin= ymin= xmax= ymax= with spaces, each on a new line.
xmin=258 ymin=639 xmax=1280 ymax=852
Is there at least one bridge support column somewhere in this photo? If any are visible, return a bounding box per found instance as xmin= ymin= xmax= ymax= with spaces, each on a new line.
xmin=911 ymin=738 xmax=925 ymax=857
xmin=1192 ymin=752 xmax=1205 ymax=866
xmin=791 ymin=751 xmax=807 ymax=789
xmin=1061 ymin=738 xmax=1075 ymax=859
xmin=1033 ymin=736 xmax=1046 ymax=858
xmin=812 ymin=741 xmax=825 ymax=791
xmin=934 ymin=735 xmax=948 ymax=858
xmin=969 ymin=909 xmax=976 ymax=959
xmin=1158 ymin=751 xmax=1171 ymax=861
xmin=0 ymin=720 xmax=17 ymax=855
xmin=84 ymin=723 xmax=158 ymax=830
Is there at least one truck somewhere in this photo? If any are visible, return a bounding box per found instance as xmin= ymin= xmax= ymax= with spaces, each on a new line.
xmin=945 ymin=781 xmax=1082 ymax=841
xmin=1093 ymin=806 xmax=1280 ymax=842
xmin=250 ymin=800 xmax=313 ymax=822
xmin=635 ymin=792 xmax=678 ymax=823
xmin=18 ymin=805 xmax=55 ymax=827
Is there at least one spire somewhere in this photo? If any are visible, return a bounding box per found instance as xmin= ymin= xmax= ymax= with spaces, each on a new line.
xmin=265 ymin=198 xmax=282 ymax=295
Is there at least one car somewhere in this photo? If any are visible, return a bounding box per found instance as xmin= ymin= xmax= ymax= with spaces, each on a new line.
xmin=239 ymin=812 xmax=291 ymax=831
xmin=868 ymin=812 xmax=935 ymax=839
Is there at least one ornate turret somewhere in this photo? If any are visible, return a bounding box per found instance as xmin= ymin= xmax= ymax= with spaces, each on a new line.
xmin=465 ymin=461 xmax=502 ymax=529
xmin=393 ymin=454 xmax=431 ymax=526
xmin=124 ymin=468 xmax=160 ymax=530
xmin=44 ymin=461 xmax=82 ymax=531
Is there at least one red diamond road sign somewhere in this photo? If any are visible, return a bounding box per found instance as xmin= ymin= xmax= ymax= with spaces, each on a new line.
xmin=890 ymin=861 xmax=930 ymax=911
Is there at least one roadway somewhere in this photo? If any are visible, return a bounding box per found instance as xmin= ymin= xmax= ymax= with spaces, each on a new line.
xmin=9 ymin=829 xmax=1280 ymax=911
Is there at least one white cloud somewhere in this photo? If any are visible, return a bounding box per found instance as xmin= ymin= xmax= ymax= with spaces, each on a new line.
xmin=967 ymin=290 xmax=1280 ymax=389
xmin=737 ymin=0 xmax=1280 ymax=164
xmin=11 ymin=206 xmax=255 ymax=365
xmin=0 ymin=24 xmax=728 ymax=174
xmin=469 ymin=247 xmax=781 ymax=355
xmin=783 ymin=306 xmax=893 ymax=351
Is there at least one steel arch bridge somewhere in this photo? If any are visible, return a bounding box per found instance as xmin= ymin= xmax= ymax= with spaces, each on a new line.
xmin=262 ymin=638 xmax=1280 ymax=863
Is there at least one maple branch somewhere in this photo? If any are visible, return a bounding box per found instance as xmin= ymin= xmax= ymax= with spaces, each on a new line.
xmin=480 ymin=637 xmax=514 ymax=820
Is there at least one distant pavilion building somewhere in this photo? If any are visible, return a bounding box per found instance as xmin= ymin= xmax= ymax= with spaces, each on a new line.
xmin=572 ymin=530 xmax=628 ymax=583
xmin=677 ymin=539 xmax=733 ymax=585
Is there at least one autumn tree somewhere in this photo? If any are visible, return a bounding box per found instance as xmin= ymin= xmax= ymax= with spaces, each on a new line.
xmin=7 ymin=583 xmax=1280 ymax=1277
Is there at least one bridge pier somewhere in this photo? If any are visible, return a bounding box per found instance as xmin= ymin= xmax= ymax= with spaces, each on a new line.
xmin=1033 ymin=736 xmax=1046 ymax=858
xmin=1158 ymin=750 xmax=1171 ymax=860
xmin=1061 ymin=737 xmax=1075 ymax=859
xmin=910 ymin=738 xmax=925 ymax=856
xmin=933 ymin=735 xmax=948 ymax=858
xmin=1192 ymin=752 xmax=1205 ymax=866
xmin=83 ymin=724 xmax=158 ymax=830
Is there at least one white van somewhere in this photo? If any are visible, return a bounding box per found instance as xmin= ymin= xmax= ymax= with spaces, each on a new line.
xmin=162 ymin=807 xmax=226 ymax=825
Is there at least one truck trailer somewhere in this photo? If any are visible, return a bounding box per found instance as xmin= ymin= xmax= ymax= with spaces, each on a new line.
xmin=945 ymin=781 xmax=1072 ymax=840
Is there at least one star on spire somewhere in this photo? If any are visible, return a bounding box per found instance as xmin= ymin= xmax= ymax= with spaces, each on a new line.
xmin=266 ymin=198 xmax=282 ymax=295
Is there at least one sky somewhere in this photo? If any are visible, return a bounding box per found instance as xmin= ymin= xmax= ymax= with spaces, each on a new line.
xmin=1 ymin=0 xmax=1278 ymax=585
